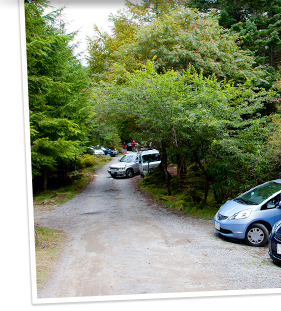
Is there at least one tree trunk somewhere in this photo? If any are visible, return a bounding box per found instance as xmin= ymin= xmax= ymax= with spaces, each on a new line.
xmin=43 ymin=165 xmax=48 ymax=191
xmin=161 ymin=140 xmax=171 ymax=195
xmin=202 ymin=180 xmax=209 ymax=207
xmin=193 ymin=150 xmax=210 ymax=207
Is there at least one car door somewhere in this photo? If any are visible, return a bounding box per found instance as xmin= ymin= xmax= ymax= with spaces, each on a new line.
xmin=132 ymin=156 xmax=139 ymax=173
xmin=146 ymin=153 xmax=161 ymax=172
xmin=259 ymin=194 xmax=281 ymax=227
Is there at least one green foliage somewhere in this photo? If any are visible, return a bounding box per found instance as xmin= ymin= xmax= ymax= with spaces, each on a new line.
xmin=75 ymin=154 xmax=98 ymax=169
xmin=87 ymin=3 xmax=271 ymax=87
xmin=127 ymin=7 xmax=270 ymax=86
xmin=94 ymin=60 xmax=279 ymax=204
xmin=25 ymin=1 xmax=94 ymax=189
xmin=190 ymin=0 xmax=281 ymax=69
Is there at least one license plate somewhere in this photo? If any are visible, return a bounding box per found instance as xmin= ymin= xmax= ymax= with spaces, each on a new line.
xmin=215 ymin=221 xmax=220 ymax=230
xmin=277 ymin=243 xmax=281 ymax=255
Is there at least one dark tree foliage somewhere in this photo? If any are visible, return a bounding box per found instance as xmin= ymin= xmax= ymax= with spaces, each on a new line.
xmin=25 ymin=0 xmax=94 ymax=190
xmin=189 ymin=0 xmax=281 ymax=68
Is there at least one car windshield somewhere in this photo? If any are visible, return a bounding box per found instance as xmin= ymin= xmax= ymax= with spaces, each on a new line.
xmin=239 ymin=182 xmax=281 ymax=205
xmin=119 ymin=155 xmax=136 ymax=163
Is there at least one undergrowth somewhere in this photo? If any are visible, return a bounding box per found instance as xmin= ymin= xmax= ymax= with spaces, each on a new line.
xmin=33 ymin=155 xmax=111 ymax=206
xmin=139 ymin=169 xmax=221 ymax=219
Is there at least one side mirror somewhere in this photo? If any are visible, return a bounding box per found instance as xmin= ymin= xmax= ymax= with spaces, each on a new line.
xmin=278 ymin=202 xmax=281 ymax=208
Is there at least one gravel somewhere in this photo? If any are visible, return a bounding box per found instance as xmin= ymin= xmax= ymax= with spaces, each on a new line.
xmin=34 ymin=155 xmax=281 ymax=300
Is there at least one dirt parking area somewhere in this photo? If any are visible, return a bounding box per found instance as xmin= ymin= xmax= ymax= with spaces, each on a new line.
xmin=34 ymin=156 xmax=281 ymax=300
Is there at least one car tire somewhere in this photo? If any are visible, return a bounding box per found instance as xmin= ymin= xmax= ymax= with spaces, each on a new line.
xmin=245 ymin=223 xmax=269 ymax=247
xmin=126 ymin=169 xmax=134 ymax=178
xmin=110 ymin=174 xmax=117 ymax=179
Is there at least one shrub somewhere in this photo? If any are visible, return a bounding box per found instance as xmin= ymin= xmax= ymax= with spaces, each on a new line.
xmin=76 ymin=154 xmax=98 ymax=169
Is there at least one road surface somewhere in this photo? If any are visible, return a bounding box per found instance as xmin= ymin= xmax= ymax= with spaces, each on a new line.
xmin=34 ymin=155 xmax=281 ymax=300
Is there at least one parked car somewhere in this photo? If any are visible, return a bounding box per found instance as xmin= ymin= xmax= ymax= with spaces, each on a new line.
xmin=100 ymin=147 xmax=118 ymax=157
xmin=138 ymin=148 xmax=161 ymax=177
xmin=94 ymin=148 xmax=105 ymax=155
xmin=214 ymin=179 xmax=281 ymax=247
xmin=111 ymin=148 xmax=119 ymax=156
xmin=268 ymin=220 xmax=281 ymax=265
xmin=107 ymin=153 xmax=140 ymax=178
xmin=126 ymin=143 xmax=133 ymax=151
xmin=88 ymin=147 xmax=104 ymax=155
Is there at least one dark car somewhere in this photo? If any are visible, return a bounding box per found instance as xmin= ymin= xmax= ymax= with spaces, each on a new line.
xmin=101 ymin=147 xmax=118 ymax=157
xmin=126 ymin=143 xmax=133 ymax=151
xmin=268 ymin=220 xmax=281 ymax=265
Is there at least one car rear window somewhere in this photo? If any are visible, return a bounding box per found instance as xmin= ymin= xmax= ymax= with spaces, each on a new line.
xmin=142 ymin=153 xmax=160 ymax=163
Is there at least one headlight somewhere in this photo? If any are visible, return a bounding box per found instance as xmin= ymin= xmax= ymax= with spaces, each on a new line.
xmin=272 ymin=220 xmax=281 ymax=232
xmin=228 ymin=209 xmax=252 ymax=220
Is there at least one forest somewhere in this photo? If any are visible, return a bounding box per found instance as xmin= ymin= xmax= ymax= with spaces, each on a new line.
xmin=25 ymin=0 xmax=281 ymax=209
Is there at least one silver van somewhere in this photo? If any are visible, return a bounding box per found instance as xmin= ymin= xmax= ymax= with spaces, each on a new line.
xmin=138 ymin=149 xmax=161 ymax=177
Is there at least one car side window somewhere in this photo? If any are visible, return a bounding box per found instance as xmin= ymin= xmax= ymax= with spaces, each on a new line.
xmin=261 ymin=194 xmax=280 ymax=210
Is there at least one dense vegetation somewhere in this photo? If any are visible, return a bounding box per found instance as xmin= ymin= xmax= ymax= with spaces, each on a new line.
xmin=25 ymin=0 xmax=96 ymax=191
xmin=87 ymin=0 xmax=281 ymax=206
xmin=26 ymin=0 xmax=281 ymax=209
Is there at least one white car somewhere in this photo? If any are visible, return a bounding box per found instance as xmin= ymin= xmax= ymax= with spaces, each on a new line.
xmin=94 ymin=149 xmax=105 ymax=155
xmin=88 ymin=147 xmax=105 ymax=155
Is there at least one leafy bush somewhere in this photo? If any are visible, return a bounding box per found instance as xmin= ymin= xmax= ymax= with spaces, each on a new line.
xmin=75 ymin=154 xmax=98 ymax=169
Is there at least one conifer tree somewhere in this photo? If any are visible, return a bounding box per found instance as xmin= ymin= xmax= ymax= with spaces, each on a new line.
xmin=25 ymin=0 xmax=94 ymax=190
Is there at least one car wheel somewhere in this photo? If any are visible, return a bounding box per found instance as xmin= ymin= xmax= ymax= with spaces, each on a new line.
xmin=245 ymin=223 xmax=269 ymax=247
xmin=110 ymin=174 xmax=117 ymax=179
xmin=126 ymin=169 xmax=134 ymax=178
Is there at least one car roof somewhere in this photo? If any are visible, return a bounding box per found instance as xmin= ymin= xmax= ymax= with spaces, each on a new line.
xmin=139 ymin=149 xmax=159 ymax=155
xmin=122 ymin=152 xmax=138 ymax=155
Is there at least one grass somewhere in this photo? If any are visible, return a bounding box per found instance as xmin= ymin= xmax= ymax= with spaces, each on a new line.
xmin=35 ymin=226 xmax=66 ymax=290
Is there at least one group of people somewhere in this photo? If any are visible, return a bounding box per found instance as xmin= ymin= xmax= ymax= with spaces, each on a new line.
xmin=122 ymin=140 xmax=137 ymax=152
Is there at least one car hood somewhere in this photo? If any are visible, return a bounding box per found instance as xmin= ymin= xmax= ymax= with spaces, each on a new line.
xmin=110 ymin=162 xmax=132 ymax=169
xmin=218 ymin=199 xmax=256 ymax=216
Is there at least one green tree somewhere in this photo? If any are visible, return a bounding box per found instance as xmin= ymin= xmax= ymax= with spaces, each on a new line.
xmin=125 ymin=8 xmax=271 ymax=87
xmin=88 ymin=6 xmax=271 ymax=88
xmin=190 ymin=0 xmax=281 ymax=69
xmin=93 ymin=61 xmax=277 ymax=203
xmin=86 ymin=8 xmax=139 ymax=81
xmin=125 ymin=0 xmax=191 ymax=22
xmin=25 ymin=0 xmax=94 ymax=190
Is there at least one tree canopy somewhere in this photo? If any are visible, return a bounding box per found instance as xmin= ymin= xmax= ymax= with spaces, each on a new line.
xmin=87 ymin=5 xmax=272 ymax=88
xmin=93 ymin=61 xmax=278 ymax=202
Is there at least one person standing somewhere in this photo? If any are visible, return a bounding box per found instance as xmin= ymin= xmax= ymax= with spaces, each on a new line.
xmin=122 ymin=142 xmax=127 ymax=153
xmin=132 ymin=140 xmax=136 ymax=151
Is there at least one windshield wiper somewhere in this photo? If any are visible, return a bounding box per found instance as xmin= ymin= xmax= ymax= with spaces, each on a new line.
xmin=234 ymin=197 xmax=257 ymax=205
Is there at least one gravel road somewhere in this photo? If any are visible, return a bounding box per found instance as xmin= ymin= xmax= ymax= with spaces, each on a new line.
xmin=34 ymin=155 xmax=281 ymax=300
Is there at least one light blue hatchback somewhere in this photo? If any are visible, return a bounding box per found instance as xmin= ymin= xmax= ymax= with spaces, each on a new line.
xmin=214 ymin=179 xmax=281 ymax=247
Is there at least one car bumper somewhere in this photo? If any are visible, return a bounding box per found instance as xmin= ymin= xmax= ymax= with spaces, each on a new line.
xmin=214 ymin=214 xmax=248 ymax=240
xmin=108 ymin=169 xmax=126 ymax=177
xmin=268 ymin=235 xmax=281 ymax=264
